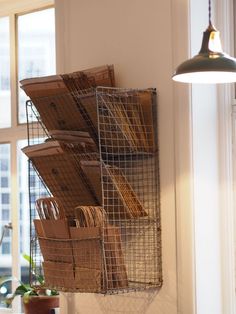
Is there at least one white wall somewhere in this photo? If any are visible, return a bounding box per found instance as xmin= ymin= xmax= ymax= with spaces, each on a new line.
xmin=55 ymin=0 xmax=185 ymax=313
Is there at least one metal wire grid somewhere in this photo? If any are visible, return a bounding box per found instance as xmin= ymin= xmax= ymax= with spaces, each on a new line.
xmin=96 ymin=87 xmax=161 ymax=292
xmin=26 ymin=102 xmax=51 ymax=286
xmin=26 ymin=100 xmax=50 ymax=146
xmin=26 ymin=86 xmax=162 ymax=293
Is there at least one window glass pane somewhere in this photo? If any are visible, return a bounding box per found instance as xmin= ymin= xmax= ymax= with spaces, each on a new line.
xmin=0 ymin=17 xmax=11 ymax=129
xmin=1 ymin=177 xmax=8 ymax=188
xmin=18 ymin=8 xmax=56 ymax=123
xmin=17 ymin=140 xmax=30 ymax=285
xmin=1 ymin=193 xmax=9 ymax=204
xmin=2 ymin=242 xmax=10 ymax=255
xmin=2 ymin=210 xmax=9 ymax=221
xmin=0 ymin=144 xmax=12 ymax=308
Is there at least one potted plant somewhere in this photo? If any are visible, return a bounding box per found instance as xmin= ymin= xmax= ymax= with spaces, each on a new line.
xmin=0 ymin=254 xmax=59 ymax=314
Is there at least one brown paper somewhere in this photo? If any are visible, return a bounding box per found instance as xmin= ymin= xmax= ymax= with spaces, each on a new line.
xmin=34 ymin=219 xmax=70 ymax=239
xmin=104 ymin=226 xmax=128 ymax=289
xmin=75 ymin=267 xmax=101 ymax=292
xmin=70 ymin=227 xmax=102 ymax=271
xmin=34 ymin=219 xmax=45 ymax=237
xmin=43 ymin=261 xmax=75 ymax=290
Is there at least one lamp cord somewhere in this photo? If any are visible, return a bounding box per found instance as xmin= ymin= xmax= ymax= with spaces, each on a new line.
xmin=208 ymin=0 xmax=211 ymax=25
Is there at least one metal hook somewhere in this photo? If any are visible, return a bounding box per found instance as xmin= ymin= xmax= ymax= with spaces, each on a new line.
xmin=0 ymin=222 xmax=13 ymax=247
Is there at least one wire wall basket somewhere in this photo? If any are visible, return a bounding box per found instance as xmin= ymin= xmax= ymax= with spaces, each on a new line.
xmin=24 ymin=82 xmax=162 ymax=294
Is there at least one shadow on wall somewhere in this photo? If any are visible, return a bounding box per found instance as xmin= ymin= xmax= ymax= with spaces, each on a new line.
xmin=95 ymin=289 xmax=159 ymax=314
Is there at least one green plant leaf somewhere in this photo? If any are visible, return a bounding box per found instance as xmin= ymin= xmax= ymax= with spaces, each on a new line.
xmin=22 ymin=253 xmax=45 ymax=285
xmin=1 ymin=254 xmax=58 ymax=304
xmin=22 ymin=291 xmax=31 ymax=304
xmin=50 ymin=289 xmax=59 ymax=296
xmin=23 ymin=253 xmax=36 ymax=269
xmin=36 ymin=274 xmax=44 ymax=285
xmin=15 ymin=284 xmax=30 ymax=295
xmin=22 ymin=290 xmax=38 ymax=304
xmin=5 ymin=294 xmax=14 ymax=308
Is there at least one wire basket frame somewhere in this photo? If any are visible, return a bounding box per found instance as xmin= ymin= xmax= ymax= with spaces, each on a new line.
xmin=96 ymin=87 xmax=161 ymax=292
xmin=25 ymin=86 xmax=162 ymax=294
xmin=26 ymin=101 xmax=51 ymax=287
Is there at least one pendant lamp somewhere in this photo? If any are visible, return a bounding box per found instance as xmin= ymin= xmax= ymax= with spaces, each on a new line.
xmin=172 ymin=0 xmax=236 ymax=84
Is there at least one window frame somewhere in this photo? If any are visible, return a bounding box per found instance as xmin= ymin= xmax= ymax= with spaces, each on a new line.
xmin=234 ymin=0 xmax=236 ymax=103
xmin=0 ymin=1 xmax=54 ymax=313
xmin=216 ymin=0 xmax=236 ymax=313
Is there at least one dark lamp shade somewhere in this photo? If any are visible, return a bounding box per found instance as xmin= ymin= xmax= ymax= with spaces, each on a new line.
xmin=172 ymin=25 xmax=236 ymax=84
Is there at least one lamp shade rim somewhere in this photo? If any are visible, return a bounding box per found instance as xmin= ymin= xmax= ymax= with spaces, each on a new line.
xmin=172 ymin=71 xmax=236 ymax=83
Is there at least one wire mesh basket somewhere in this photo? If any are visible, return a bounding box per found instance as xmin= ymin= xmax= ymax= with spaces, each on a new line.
xmin=25 ymin=85 xmax=162 ymax=294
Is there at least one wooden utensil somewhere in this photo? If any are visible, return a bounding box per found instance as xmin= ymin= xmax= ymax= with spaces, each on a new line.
xmin=36 ymin=197 xmax=65 ymax=220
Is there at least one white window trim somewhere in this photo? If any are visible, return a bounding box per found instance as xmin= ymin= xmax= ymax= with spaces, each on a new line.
xmin=234 ymin=0 xmax=236 ymax=105
xmin=0 ymin=0 xmax=53 ymax=17
xmin=217 ymin=80 xmax=236 ymax=314
xmin=0 ymin=1 xmax=54 ymax=313
xmin=0 ymin=310 xmax=11 ymax=314
xmin=216 ymin=0 xmax=236 ymax=313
